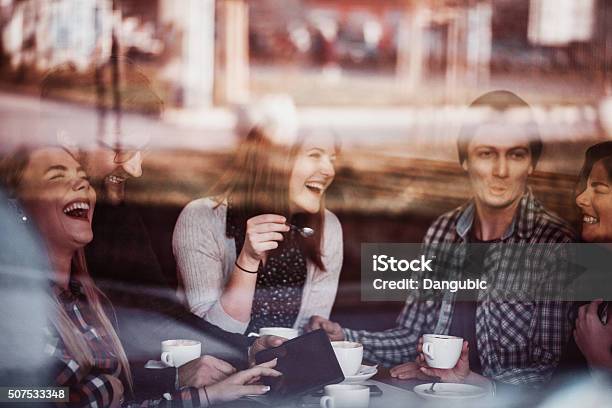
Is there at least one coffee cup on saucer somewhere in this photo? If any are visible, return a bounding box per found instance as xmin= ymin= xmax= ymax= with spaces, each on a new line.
xmin=320 ymin=384 xmax=369 ymax=408
xmin=331 ymin=341 xmax=363 ymax=377
xmin=421 ymin=334 xmax=463 ymax=369
xmin=160 ymin=339 xmax=201 ymax=367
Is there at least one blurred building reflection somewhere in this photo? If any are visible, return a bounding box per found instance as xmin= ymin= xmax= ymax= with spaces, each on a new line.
xmin=1 ymin=0 xmax=612 ymax=335
xmin=2 ymin=0 xmax=611 ymax=108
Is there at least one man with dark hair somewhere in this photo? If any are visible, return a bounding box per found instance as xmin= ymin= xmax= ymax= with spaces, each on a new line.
xmin=308 ymin=90 xmax=576 ymax=389
xmin=456 ymin=90 xmax=543 ymax=167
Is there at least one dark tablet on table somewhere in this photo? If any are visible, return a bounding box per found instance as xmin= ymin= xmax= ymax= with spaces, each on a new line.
xmin=254 ymin=329 xmax=345 ymax=400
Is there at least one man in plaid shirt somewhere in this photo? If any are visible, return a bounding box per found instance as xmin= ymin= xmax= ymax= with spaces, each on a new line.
xmin=307 ymin=91 xmax=576 ymax=388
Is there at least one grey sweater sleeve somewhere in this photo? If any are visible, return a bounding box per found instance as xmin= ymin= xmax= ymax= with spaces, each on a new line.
xmin=172 ymin=199 xmax=249 ymax=334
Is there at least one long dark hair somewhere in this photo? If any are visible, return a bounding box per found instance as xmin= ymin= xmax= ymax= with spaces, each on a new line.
xmin=576 ymin=141 xmax=612 ymax=196
xmin=211 ymin=127 xmax=329 ymax=270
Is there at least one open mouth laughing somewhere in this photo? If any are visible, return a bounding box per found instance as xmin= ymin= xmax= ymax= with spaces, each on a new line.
xmin=582 ymin=214 xmax=599 ymax=225
xmin=62 ymin=200 xmax=90 ymax=220
xmin=305 ymin=181 xmax=327 ymax=195
xmin=106 ymin=174 xmax=127 ymax=185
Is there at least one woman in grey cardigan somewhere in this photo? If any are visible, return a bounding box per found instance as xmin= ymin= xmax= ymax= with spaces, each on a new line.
xmin=173 ymin=106 xmax=343 ymax=335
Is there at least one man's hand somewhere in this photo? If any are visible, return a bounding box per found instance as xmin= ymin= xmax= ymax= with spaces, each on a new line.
xmin=178 ymin=355 xmax=236 ymax=388
xmin=304 ymin=315 xmax=345 ymax=341
xmin=575 ymin=300 xmax=612 ymax=369
xmin=248 ymin=335 xmax=286 ymax=366
xmin=390 ymin=361 xmax=432 ymax=380
xmin=418 ymin=338 xmax=471 ymax=383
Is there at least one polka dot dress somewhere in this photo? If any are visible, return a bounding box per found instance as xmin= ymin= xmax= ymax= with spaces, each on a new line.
xmin=246 ymin=238 xmax=307 ymax=333
xmin=226 ymin=206 xmax=307 ymax=333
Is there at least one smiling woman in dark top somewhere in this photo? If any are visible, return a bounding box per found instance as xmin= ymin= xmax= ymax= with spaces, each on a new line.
xmin=573 ymin=142 xmax=612 ymax=372
xmin=173 ymin=97 xmax=344 ymax=335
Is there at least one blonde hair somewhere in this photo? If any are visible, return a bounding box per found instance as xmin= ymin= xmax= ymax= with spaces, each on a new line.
xmin=50 ymin=249 xmax=133 ymax=393
xmin=1 ymin=146 xmax=133 ymax=393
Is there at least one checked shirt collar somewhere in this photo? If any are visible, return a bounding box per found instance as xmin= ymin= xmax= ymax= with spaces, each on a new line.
xmin=455 ymin=188 xmax=536 ymax=243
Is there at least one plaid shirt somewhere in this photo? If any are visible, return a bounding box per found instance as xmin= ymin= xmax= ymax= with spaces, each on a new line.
xmin=345 ymin=190 xmax=576 ymax=387
xmin=46 ymin=280 xmax=202 ymax=407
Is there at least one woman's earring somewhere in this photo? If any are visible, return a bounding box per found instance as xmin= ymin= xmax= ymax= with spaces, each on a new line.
xmin=8 ymin=199 xmax=28 ymax=224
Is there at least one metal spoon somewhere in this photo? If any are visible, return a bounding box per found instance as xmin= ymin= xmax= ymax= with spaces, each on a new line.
xmin=287 ymin=223 xmax=315 ymax=238
xmin=424 ymin=376 xmax=441 ymax=395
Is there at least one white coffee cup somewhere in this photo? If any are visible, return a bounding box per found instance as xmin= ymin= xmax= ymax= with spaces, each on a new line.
xmin=161 ymin=339 xmax=201 ymax=367
xmin=248 ymin=327 xmax=299 ymax=339
xmin=320 ymin=384 xmax=369 ymax=408
xmin=331 ymin=341 xmax=363 ymax=377
xmin=421 ymin=334 xmax=463 ymax=369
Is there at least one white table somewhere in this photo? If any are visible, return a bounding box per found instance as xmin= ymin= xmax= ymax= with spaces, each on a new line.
xmin=296 ymin=380 xmax=424 ymax=408
xmin=364 ymin=380 xmax=425 ymax=407
xmin=293 ymin=379 xmax=499 ymax=408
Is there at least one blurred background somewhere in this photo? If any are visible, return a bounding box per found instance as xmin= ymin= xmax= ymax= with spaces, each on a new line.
xmin=0 ymin=0 xmax=611 ymax=329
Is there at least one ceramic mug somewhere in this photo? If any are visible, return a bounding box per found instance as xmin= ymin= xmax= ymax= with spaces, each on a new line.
xmin=320 ymin=384 xmax=369 ymax=408
xmin=421 ymin=334 xmax=463 ymax=369
xmin=160 ymin=339 xmax=201 ymax=367
xmin=331 ymin=341 xmax=363 ymax=377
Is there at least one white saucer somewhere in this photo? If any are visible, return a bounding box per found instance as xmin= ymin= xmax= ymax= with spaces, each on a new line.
xmin=413 ymin=383 xmax=488 ymax=400
xmin=144 ymin=360 xmax=168 ymax=369
xmin=342 ymin=365 xmax=378 ymax=383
